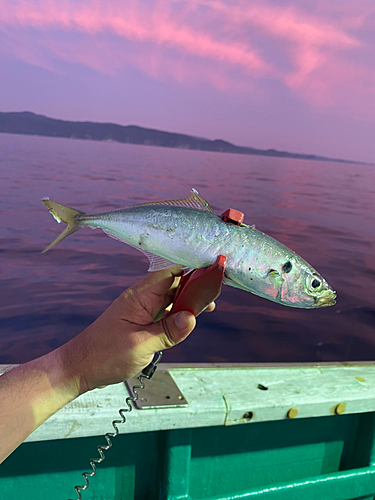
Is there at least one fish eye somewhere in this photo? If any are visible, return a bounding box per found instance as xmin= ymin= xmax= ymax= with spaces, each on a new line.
xmin=311 ymin=279 xmax=321 ymax=288
xmin=308 ymin=275 xmax=322 ymax=291
xmin=282 ymin=261 xmax=292 ymax=273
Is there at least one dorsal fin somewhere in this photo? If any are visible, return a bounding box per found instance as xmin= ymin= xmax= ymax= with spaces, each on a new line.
xmin=134 ymin=188 xmax=214 ymax=213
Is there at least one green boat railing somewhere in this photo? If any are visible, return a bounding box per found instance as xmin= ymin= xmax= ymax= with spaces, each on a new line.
xmin=1 ymin=362 xmax=375 ymax=500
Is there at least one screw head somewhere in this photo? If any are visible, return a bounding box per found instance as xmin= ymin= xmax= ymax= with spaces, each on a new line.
xmin=287 ymin=407 xmax=298 ymax=419
xmin=335 ymin=403 xmax=346 ymax=415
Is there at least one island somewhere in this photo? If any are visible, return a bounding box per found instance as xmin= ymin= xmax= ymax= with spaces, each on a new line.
xmin=0 ymin=111 xmax=367 ymax=165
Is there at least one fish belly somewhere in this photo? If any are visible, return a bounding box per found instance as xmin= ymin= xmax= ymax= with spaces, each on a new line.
xmin=81 ymin=206 xmax=238 ymax=269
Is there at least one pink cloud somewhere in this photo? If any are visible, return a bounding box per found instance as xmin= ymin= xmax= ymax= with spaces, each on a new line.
xmin=209 ymin=0 xmax=360 ymax=47
xmin=205 ymin=1 xmax=362 ymax=87
xmin=205 ymin=0 xmax=375 ymax=114
xmin=0 ymin=0 xmax=269 ymax=74
xmin=0 ymin=0 xmax=374 ymax=114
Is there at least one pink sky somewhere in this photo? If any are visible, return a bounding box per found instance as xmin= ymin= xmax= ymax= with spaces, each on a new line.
xmin=0 ymin=0 xmax=374 ymax=162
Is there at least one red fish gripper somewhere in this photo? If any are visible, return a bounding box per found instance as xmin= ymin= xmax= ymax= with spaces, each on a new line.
xmin=172 ymin=255 xmax=227 ymax=317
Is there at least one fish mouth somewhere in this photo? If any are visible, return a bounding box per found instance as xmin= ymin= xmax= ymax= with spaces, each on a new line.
xmin=314 ymin=289 xmax=337 ymax=307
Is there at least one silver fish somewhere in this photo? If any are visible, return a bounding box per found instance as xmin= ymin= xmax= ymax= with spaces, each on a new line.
xmin=41 ymin=189 xmax=336 ymax=308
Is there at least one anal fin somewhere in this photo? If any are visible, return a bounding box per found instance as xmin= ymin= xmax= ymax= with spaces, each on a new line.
xmin=142 ymin=251 xmax=180 ymax=272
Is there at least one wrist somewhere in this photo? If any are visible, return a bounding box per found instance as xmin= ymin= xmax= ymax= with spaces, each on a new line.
xmin=54 ymin=336 xmax=90 ymax=398
xmin=26 ymin=346 xmax=82 ymax=416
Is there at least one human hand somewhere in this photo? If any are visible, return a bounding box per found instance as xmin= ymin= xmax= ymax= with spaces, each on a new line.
xmin=0 ymin=266 xmax=216 ymax=463
xmin=60 ymin=266 xmax=215 ymax=395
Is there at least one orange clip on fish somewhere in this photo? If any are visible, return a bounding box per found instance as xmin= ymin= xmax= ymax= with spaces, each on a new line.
xmin=172 ymin=255 xmax=227 ymax=317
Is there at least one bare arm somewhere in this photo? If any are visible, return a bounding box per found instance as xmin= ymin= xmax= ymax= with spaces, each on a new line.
xmin=0 ymin=348 xmax=82 ymax=464
xmin=0 ymin=267 xmax=214 ymax=463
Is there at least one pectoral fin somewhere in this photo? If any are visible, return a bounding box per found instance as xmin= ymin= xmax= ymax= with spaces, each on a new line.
xmin=267 ymin=270 xmax=284 ymax=289
xmin=223 ymin=275 xmax=249 ymax=291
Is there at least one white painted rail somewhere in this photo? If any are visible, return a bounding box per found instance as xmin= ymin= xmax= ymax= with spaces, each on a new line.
xmin=1 ymin=363 xmax=375 ymax=443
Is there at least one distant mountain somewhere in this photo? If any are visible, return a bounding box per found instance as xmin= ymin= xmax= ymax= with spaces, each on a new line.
xmin=0 ymin=111 xmax=368 ymax=165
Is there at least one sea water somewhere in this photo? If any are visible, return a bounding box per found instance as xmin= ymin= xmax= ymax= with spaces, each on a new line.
xmin=0 ymin=133 xmax=374 ymax=364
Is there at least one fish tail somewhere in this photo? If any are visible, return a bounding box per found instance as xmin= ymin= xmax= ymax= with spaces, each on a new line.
xmin=41 ymin=198 xmax=86 ymax=253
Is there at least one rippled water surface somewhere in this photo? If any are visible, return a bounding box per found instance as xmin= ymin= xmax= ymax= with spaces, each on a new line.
xmin=1 ymin=133 xmax=375 ymax=364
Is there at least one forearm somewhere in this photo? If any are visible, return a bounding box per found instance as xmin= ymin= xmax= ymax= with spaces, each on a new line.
xmin=0 ymin=345 xmax=80 ymax=464
xmin=0 ymin=269 xmax=198 ymax=464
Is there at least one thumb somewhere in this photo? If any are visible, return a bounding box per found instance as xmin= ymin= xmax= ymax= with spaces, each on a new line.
xmin=149 ymin=311 xmax=196 ymax=350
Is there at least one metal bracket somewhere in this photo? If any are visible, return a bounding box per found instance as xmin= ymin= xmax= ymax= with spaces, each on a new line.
xmin=125 ymin=370 xmax=188 ymax=409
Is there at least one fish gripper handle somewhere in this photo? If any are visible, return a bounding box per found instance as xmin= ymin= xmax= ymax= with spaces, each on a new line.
xmin=172 ymin=255 xmax=227 ymax=317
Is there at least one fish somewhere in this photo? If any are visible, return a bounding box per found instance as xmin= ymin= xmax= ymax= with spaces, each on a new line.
xmin=41 ymin=189 xmax=336 ymax=308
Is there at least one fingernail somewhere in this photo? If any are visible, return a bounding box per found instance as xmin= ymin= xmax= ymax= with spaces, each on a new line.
xmin=175 ymin=311 xmax=190 ymax=329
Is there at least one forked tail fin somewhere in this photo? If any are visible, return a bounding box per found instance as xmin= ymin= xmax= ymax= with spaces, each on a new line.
xmin=41 ymin=198 xmax=86 ymax=253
